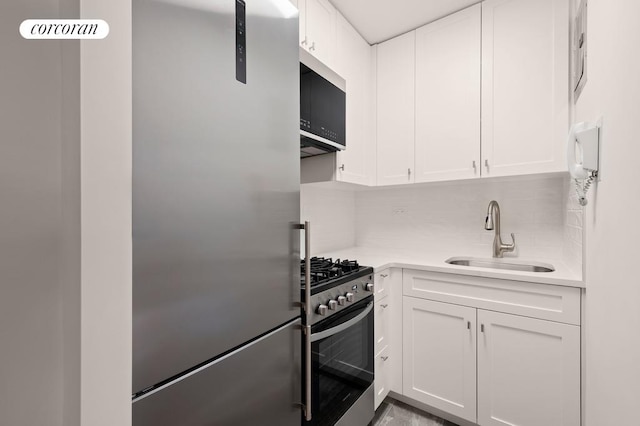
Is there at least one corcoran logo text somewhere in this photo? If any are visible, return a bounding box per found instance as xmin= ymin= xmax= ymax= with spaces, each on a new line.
xmin=20 ymin=19 xmax=109 ymax=39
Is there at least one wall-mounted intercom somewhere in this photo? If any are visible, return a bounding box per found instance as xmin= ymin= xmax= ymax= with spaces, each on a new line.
xmin=567 ymin=121 xmax=600 ymax=206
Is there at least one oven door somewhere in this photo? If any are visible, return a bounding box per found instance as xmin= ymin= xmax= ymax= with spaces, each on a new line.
xmin=307 ymin=296 xmax=374 ymax=426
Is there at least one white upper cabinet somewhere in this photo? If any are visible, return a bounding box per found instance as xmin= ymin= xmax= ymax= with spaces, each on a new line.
xmin=374 ymin=0 xmax=569 ymax=186
xmin=376 ymin=31 xmax=415 ymax=186
xmin=334 ymin=13 xmax=375 ymax=186
xmin=298 ymin=0 xmax=337 ymax=67
xmin=481 ymin=0 xmax=569 ymax=177
xmin=414 ymin=4 xmax=481 ymax=183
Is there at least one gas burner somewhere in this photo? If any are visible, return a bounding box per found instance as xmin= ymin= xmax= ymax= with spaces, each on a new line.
xmin=301 ymin=257 xmax=362 ymax=288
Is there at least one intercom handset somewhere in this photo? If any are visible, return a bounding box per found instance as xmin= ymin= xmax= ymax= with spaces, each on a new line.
xmin=567 ymin=121 xmax=600 ymax=206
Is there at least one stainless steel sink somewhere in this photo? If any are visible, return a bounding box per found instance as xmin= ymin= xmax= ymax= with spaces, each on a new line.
xmin=445 ymin=257 xmax=555 ymax=273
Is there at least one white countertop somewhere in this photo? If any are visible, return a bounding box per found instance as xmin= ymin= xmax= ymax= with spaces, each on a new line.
xmin=317 ymin=246 xmax=584 ymax=288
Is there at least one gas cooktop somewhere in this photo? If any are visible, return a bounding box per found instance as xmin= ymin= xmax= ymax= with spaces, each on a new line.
xmin=300 ymin=257 xmax=373 ymax=295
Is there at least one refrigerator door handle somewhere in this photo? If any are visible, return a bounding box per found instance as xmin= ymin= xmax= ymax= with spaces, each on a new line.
xmin=302 ymin=221 xmax=311 ymax=319
xmin=299 ymin=221 xmax=312 ymax=421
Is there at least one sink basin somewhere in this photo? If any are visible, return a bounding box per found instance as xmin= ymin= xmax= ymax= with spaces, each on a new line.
xmin=445 ymin=257 xmax=555 ymax=273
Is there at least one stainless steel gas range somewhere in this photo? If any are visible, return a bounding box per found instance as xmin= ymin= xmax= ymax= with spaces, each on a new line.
xmin=301 ymin=255 xmax=375 ymax=426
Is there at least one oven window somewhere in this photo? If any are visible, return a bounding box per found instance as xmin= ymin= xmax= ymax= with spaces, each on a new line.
xmin=309 ymin=299 xmax=374 ymax=426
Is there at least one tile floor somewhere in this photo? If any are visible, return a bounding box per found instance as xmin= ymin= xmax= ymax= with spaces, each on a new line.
xmin=372 ymin=398 xmax=459 ymax=426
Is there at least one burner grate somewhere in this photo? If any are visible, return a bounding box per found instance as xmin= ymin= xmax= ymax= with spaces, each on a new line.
xmin=301 ymin=257 xmax=361 ymax=287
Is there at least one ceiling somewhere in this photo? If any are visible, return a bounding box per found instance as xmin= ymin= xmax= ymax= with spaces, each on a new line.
xmin=330 ymin=0 xmax=481 ymax=44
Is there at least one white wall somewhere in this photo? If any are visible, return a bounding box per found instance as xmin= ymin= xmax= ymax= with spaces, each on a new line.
xmin=573 ymin=0 xmax=640 ymax=424
xmin=80 ymin=0 xmax=132 ymax=425
xmin=0 ymin=1 xmax=65 ymax=425
xmin=59 ymin=0 xmax=81 ymax=424
xmin=355 ymin=176 xmax=570 ymax=261
xmin=301 ymin=185 xmax=357 ymax=255
xmin=1 ymin=0 xmax=131 ymax=424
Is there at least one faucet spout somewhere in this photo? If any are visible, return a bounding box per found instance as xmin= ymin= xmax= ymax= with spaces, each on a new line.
xmin=485 ymin=201 xmax=497 ymax=230
xmin=484 ymin=200 xmax=515 ymax=258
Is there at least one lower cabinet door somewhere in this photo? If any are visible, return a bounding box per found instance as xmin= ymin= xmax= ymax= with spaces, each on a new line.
xmin=477 ymin=310 xmax=580 ymax=426
xmin=403 ymin=297 xmax=477 ymax=422
xmin=374 ymin=345 xmax=390 ymax=410
xmin=374 ymin=296 xmax=390 ymax=356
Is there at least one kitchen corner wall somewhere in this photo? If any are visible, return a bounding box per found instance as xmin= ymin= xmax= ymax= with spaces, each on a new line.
xmin=356 ymin=176 xmax=574 ymax=262
xmin=301 ymin=185 xmax=357 ymax=255
xmin=572 ymin=1 xmax=640 ymax=424
xmin=80 ymin=0 xmax=132 ymax=425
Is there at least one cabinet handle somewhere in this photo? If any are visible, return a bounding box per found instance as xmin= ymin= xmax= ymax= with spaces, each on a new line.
xmin=381 ymin=304 xmax=388 ymax=309
xmin=467 ymin=321 xmax=471 ymax=330
xmin=301 ymin=37 xmax=307 ymax=46
xmin=339 ymin=164 xmax=344 ymax=171
xmin=472 ymin=160 xmax=477 ymax=173
xmin=310 ymin=41 xmax=316 ymax=51
xmin=484 ymin=159 xmax=489 ymax=171
xmin=481 ymin=324 xmax=485 ymax=333
xmin=381 ymin=356 xmax=389 ymax=361
xmin=380 ymin=274 xmax=388 ymax=278
xmin=408 ymin=168 xmax=411 ymax=179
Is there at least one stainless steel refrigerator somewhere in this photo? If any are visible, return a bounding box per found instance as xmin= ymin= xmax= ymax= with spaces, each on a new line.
xmin=132 ymin=0 xmax=301 ymax=424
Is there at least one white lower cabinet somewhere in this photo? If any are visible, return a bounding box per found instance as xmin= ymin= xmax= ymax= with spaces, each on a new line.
xmin=403 ymin=297 xmax=477 ymax=422
xmin=374 ymin=296 xmax=390 ymax=357
xmin=399 ymin=270 xmax=581 ymax=426
xmin=477 ymin=310 xmax=580 ymax=426
xmin=374 ymin=345 xmax=391 ymax=409
xmin=374 ymin=296 xmax=391 ymax=410
xmin=374 ymin=268 xmax=402 ymax=409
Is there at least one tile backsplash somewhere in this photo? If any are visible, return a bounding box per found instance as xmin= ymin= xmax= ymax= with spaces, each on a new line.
xmin=355 ymin=177 xmax=568 ymax=260
xmin=301 ymin=175 xmax=583 ymax=275
xmin=563 ymin=177 xmax=585 ymax=275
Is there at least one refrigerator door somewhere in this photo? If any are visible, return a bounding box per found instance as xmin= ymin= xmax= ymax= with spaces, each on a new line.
xmin=133 ymin=319 xmax=301 ymax=426
xmin=133 ymin=0 xmax=300 ymax=393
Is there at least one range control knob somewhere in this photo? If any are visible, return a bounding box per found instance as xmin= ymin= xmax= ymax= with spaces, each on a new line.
xmin=365 ymin=283 xmax=374 ymax=292
xmin=345 ymin=292 xmax=354 ymax=302
xmin=328 ymin=300 xmax=338 ymax=310
xmin=337 ymin=295 xmax=347 ymax=306
xmin=317 ymin=304 xmax=328 ymax=316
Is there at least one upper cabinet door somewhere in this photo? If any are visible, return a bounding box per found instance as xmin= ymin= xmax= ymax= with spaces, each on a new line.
xmin=414 ymin=4 xmax=481 ymax=183
xmin=376 ymin=31 xmax=416 ymax=186
xmin=304 ymin=0 xmax=337 ymax=67
xmin=292 ymin=0 xmax=306 ymax=46
xmin=334 ymin=13 xmax=374 ymax=186
xmin=481 ymin=0 xmax=569 ymax=177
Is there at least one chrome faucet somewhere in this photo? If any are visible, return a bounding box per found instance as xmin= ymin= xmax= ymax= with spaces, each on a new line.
xmin=484 ymin=200 xmax=516 ymax=258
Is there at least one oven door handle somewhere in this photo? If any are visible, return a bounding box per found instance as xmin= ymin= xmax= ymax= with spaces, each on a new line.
xmin=310 ymin=302 xmax=374 ymax=343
